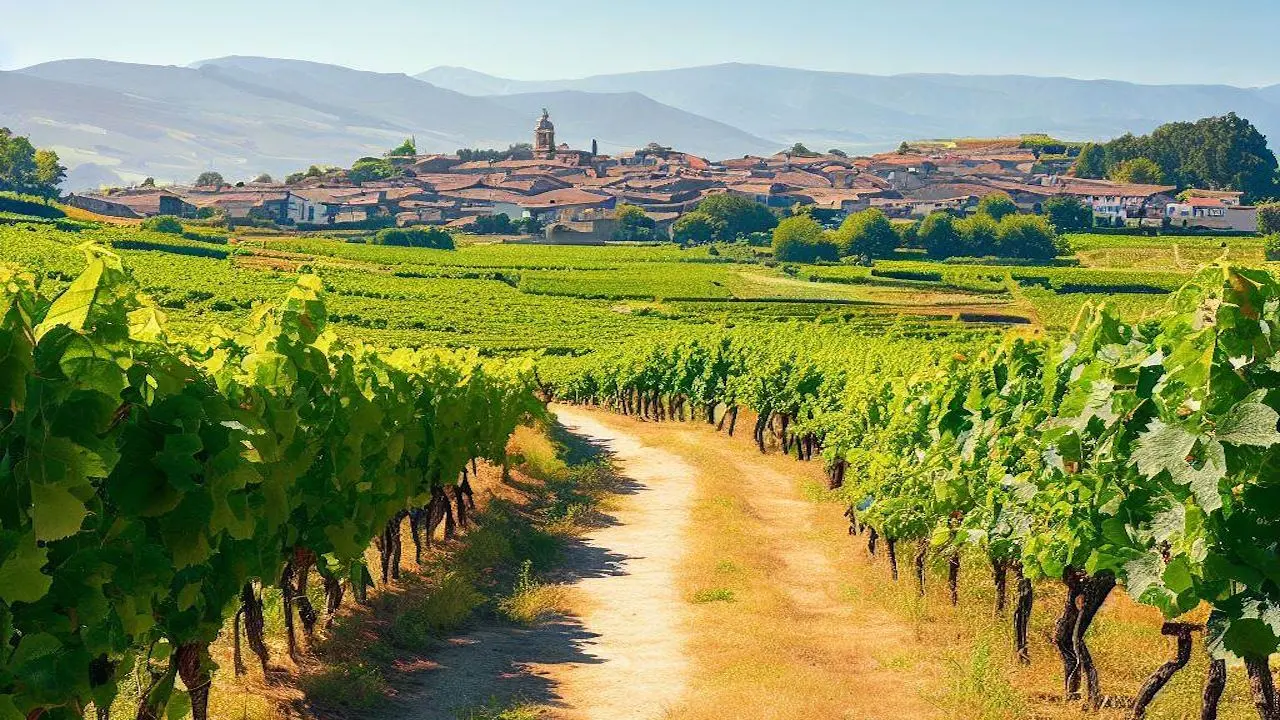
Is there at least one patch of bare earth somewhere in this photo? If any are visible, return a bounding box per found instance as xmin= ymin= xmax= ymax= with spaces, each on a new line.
xmin=385 ymin=407 xmax=694 ymax=720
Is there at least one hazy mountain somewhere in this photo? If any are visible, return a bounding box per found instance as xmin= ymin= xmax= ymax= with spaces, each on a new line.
xmin=5 ymin=57 xmax=776 ymax=188
xmin=482 ymin=90 xmax=777 ymax=158
xmin=419 ymin=63 xmax=1280 ymax=152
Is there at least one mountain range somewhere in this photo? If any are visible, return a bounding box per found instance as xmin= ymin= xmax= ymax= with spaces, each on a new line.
xmin=2 ymin=56 xmax=1279 ymax=190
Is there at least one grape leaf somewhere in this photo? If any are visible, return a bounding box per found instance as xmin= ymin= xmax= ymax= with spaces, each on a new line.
xmin=1215 ymin=400 xmax=1280 ymax=448
xmin=30 ymin=480 xmax=89 ymax=541
xmin=0 ymin=540 xmax=51 ymax=604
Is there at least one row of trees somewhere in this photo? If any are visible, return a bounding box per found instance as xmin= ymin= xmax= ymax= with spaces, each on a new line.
xmin=545 ymin=264 xmax=1280 ymax=718
xmin=0 ymin=127 xmax=66 ymax=201
xmin=0 ymin=249 xmax=538 ymax=720
xmin=773 ymin=195 xmax=1065 ymax=263
xmin=1072 ymin=113 xmax=1279 ymax=202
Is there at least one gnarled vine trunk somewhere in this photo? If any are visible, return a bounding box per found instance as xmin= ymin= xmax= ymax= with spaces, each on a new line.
xmin=1202 ymin=657 xmax=1228 ymax=720
xmin=1013 ymin=562 xmax=1032 ymax=664
xmin=914 ymin=540 xmax=928 ymax=596
xmin=1073 ymin=570 xmax=1116 ymax=709
xmin=1054 ymin=568 xmax=1086 ymax=700
xmin=887 ymin=537 xmax=899 ymax=581
xmin=1245 ymin=657 xmax=1280 ymax=720
xmin=175 ymin=642 xmax=211 ymax=720
xmin=1131 ymin=623 xmax=1199 ymax=720
xmin=947 ymin=552 xmax=961 ymax=606
xmin=992 ymin=557 xmax=1008 ymax=615
xmin=867 ymin=527 xmax=878 ymax=556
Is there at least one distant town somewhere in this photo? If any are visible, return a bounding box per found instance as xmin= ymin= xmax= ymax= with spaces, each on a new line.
xmin=63 ymin=109 xmax=1260 ymax=242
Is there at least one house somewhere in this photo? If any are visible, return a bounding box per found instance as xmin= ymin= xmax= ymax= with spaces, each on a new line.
xmin=1181 ymin=189 xmax=1245 ymax=207
xmin=1052 ymin=178 xmax=1177 ymax=223
xmin=66 ymin=189 xmax=195 ymax=219
xmin=1165 ymin=197 xmax=1258 ymax=231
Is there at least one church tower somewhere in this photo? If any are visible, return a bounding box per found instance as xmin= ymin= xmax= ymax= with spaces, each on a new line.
xmin=534 ymin=108 xmax=556 ymax=160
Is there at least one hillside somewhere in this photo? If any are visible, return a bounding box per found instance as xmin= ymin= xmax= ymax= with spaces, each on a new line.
xmin=419 ymin=63 xmax=1280 ymax=152
xmin=3 ymin=57 xmax=774 ymax=188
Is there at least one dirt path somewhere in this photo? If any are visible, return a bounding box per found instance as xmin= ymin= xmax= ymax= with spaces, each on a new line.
xmin=384 ymin=406 xmax=694 ymax=720
xmin=387 ymin=406 xmax=951 ymax=719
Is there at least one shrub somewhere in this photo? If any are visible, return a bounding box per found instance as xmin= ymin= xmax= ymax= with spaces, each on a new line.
xmin=467 ymin=213 xmax=514 ymax=235
xmin=696 ymin=194 xmax=778 ymax=241
xmin=832 ymin=208 xmax=897 ymax=259
xmin=1042 ymin=196 xmax=1092 ymax=232
xmin=976 ymin=192 xmax=1018 ymax=222
xmin=1265 ymin=233 xmax=1280 ymax=261
xmin=140 ymin=215 xmax=183 ymax=234
xmin=772 ymin=215 xmax=837 ymax=262
xmin=995 ymin=214 xmax=1062 ymax=260
xmin=373 ymin=226 xmax=455 ymax=249
xmin=1260 ymin=204 xmax=1280 ymax=235
xmin=956 ymin=214 xmax=999 ymax=256
xmin=672 ymin=211 xmax=721 ymax=246
xmin=919 ymin=212 xmax=962 ymax=259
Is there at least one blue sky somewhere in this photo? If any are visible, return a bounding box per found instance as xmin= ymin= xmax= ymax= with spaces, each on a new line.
xmin=3 ymin=0 xmax=1278 ymax=86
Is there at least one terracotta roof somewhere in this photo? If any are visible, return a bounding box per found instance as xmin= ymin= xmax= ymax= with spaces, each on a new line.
xmin=1055 ymin=178 xmax=1176 ymax=198
xmin=1184 ymin=197 xmax=1226 ymax=208
xmin=439 ymin=188 xmax=532 ymax=204
xmin=519 ymin=188 xmax=613 ymax=208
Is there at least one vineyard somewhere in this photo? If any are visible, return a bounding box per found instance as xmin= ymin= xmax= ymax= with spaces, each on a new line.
xmin=4 ymin=211 xmax=1280 ymax=718
xmin=543 ymin=264 xmax=1280 ymax=718
xmin=0 ymin=246 xmax=540 ymax=720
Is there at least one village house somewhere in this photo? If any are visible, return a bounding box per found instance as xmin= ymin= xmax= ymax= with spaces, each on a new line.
xmin=1165 ymin=194 xmax=1258 ymax=231
xmin=66 ymin=189 xmax=196 ymax=219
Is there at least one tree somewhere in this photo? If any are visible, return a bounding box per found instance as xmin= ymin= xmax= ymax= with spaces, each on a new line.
xmin=1109 ymin=157 xmax=1164 ymax=184
xmin=32 ymin=150 xmax=65 ymax=200
xmin=828 ymin=149 xmax=848 ymax=158
xmin=467 ymin=214 xmax=514 ymax=235
xmin=772 ymin=214 xmax=837 ymax=262
xmin=672 ymin=212 xmax=721 ymax=246
xmin=1072 ymin=143 xmax=1107 ymax=179
xmin=141 ymin=177 xmax=156 ymax=188
xmin=897 ymin=141 xmax=911 ymax=155
xmin=1042 ymin=196 xmax=1092 ymax=232
xmin=696 ymin=194 xmax=777 ymax=241
xmin=1265 ymin=233 xmax=1280 ymax=261
xmin=284 ymin=172 xmax=305 ymax=185
xmin=613 ymin=203 xmax=660 ymax=241
xmin=994 ymin=214 xmax=1062 ymax=260
xmin=388 ymin=137 xmax=417 ymax=157
xmin=141 ymin=215 xmax=184 ymax=234
xmin=349 ymin=157 xmax=395 ymax=184
xmin=1258 ymin=203 xmax=1280 ymax=235
xmin=195 ymin=171 xmax=224 ymax=188
xmin=956 ymin=213 xmax=999 ymax=256
xmin=790 ymin=143 xmax=817 ymax=157
xmin=833 ymin=208 xmax=898 ymax=259
xmin=252 ymin=173 xmax=274 ymax=184
xmin=919 ymin=212 xmax=962 ymax=259
xmin=372 ymin=227 xmax=455 ymax=249
xmin=976 ymin=192 xmax=1018 ymax=222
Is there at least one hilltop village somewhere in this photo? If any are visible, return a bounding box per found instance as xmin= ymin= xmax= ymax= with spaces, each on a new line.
xmin=65 ymin=110 xmax=1259 ymax=239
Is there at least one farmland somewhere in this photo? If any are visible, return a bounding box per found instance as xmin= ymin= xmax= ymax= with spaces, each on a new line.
xmin=4 ymin=209 xmax=1280 ymax=720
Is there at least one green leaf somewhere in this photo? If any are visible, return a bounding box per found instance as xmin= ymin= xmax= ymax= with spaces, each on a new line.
xmin=0 ymin=695 xmax=23 ymax=720
xmin=30 ymin=480 xmax=89 ymax=541
xmin=1132 ymin=419 xmax=1197 ymax=480
xmin=1215 ymin=400 xmax=1280 ymax=448
xmin=0 ymin=539 xmax=51 ymax=604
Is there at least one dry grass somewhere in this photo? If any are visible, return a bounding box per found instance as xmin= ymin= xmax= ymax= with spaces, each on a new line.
xmin=600 ymin=409 xmax=1260 ymax=720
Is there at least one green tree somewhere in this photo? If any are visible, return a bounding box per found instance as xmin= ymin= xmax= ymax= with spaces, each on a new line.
xmin=789 ymin=143 xmax=817 ymax=157
xmin=373 ymin=227 xmax=455 ymax=249
xmin=251 ymin=173 xmax=274 ymax=184
xmin=828 ymin=149 xmax=848 ymax=158
xmin=1264 ymin=233 xmax=1280 ymax=261
xmin=672 ymin=212 xmax=721 ymax=246
xmin=1258 ymin=203 xmax=1280 ymax=235
xmin=1042 ymin=195 xmax=1092 ymax=232
xmin=468 ymin=214 xmax=515 ymax=235
xmin=919 ymin=212 xmax=962 ymax=259
xmin=31 ymin=150 xmax=65 ymax=200
xmin=976 ymin=192 xmax=1018 ymax=221
xmin=388 ymin=137 xmax=417 ymax=157
xmin=140 ymin=215 xmax=184 ymax=234
xmin=956 ymin=213 xmax=999 ymax=256
xmin=833 ymin=208 xmax=898 ymax=259
xmin=141 ymin=177 xmax=156 ymax=187
xmin=1072 ymin=143 xmax=1107 ymax=179
xmin=696 ymin=194 xmax=777 ymax=241
xmin=897 ymin=141 xmax=911 ymax=155
xmin=772 ymin=214 xmax=837 ymax=262
xmin=195 ymin=171 xmax=224 ymax=188
xmin=1109 ymin=157 xmax=1164 ymax=184
xmin=612 ymin=203 xmax=659 ymax=241
xmin=349 ymin=157 xmax=395 ymax=184
xmin=994 ymin=214 xmax=1062 ymax=260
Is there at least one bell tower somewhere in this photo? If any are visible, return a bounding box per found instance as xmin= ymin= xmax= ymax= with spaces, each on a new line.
xmin=534 ymin=108 xmax=555 ymax=160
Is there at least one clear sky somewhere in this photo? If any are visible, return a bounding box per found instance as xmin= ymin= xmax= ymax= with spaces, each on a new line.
xmin=3 ymin=0 xmax=1278 ymax=87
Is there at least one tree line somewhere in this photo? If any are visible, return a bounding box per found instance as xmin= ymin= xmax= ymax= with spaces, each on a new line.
xmin=0 ymin=127 xmax=66 ymax=201
xmin=1072 ymin=113 xmax=1279 ymax=202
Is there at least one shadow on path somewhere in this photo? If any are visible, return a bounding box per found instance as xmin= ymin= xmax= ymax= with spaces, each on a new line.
xmin=375 ymin=418 xmax=641 ymax=719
